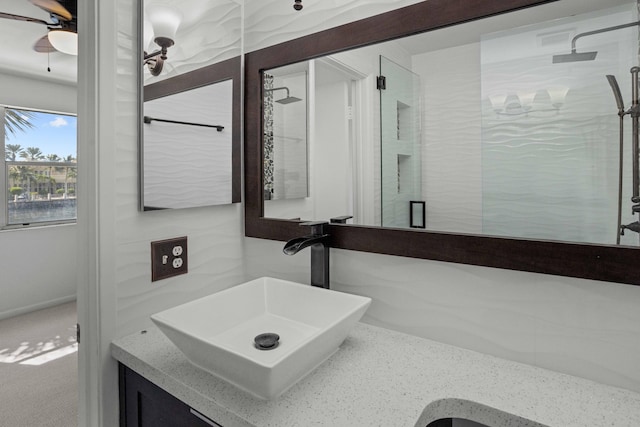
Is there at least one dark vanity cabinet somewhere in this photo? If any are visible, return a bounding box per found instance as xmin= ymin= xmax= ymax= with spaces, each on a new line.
xmin=119 ymin=364 xmax=222 ymax=427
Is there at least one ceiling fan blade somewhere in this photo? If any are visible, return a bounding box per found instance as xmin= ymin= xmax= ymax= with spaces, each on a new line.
xmin=34 ymin=34 xmax=57 ymax=53
xmin=29 ymin=0 xmax=72 ymax=21
xmin=0 ymin=11 xmax=49 ymax=26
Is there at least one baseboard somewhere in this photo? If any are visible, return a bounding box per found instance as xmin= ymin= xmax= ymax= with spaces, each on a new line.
xmin=0 ymin=294 xmax=77 ymax=321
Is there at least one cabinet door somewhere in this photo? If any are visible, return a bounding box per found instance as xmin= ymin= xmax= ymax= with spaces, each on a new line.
xmin=119 ymin=363 xmax=222 ymax=427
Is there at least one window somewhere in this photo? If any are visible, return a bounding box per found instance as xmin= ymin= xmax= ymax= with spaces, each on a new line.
xmin=1 ymin=106 xmax=77 ymax=228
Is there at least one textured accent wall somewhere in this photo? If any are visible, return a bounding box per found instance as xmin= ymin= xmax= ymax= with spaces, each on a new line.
xmin=263 ymin=73 xmax=275 ymax=199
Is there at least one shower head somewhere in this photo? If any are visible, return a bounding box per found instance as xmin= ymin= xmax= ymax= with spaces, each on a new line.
xmin=264 ymin=86 xmax=302 ymax=105
xmin=552 ymin=50 xmax=598 ymax=64
xmin=552 ymin=22 xmax=640 ymax=64
xmin=276 ymin=96 xmax=302 ymax=104
xmin=606 ymin=75 xmax=625 ymax=113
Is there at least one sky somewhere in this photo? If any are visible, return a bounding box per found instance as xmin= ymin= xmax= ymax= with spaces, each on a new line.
xmin=6 ymin=109 xmax=77 ymax=160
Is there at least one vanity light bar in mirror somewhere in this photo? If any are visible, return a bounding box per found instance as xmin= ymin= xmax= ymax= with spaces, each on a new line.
xmin=143 ymin=115 xmax=224 ymax=132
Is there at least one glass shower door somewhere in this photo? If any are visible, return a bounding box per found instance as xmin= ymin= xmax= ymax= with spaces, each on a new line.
xmin=379 ymin=55 xmax=422 ymax=228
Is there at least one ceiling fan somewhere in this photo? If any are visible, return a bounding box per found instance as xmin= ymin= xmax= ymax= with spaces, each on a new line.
xmin=0 ymin=0 xmax=78 ymax=55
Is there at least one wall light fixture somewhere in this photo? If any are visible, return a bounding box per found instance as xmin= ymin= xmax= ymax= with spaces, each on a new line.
xmin=489 ymin=87 xmax=569 ymax=117
xmin=143 ymin=5 xmax=182 ymax=76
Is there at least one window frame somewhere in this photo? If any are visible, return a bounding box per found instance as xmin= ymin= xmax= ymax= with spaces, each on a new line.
xmin=1 ymin=105 xmax=78 ymax=230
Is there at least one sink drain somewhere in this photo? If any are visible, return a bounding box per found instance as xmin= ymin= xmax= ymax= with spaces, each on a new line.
xmin=254 ymin=333 xmax=280 ymax=350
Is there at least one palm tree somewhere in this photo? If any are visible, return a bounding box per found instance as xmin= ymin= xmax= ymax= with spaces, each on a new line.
xmin=35 ymin=172 xmax=51 ymax=197
xmin=20 ymin=146 xmax=45 ymax=161
xmin=62 ymin=155 xmax=77 ymax=197
xmin=5 ymin=144 xmax=24 ymax=161
xmin=14 ymin=166 xmax=37 ymax=198
xmin=8 ymin=166 xmax=21 ymax=197
xmin=4 ymin=109 xmax=35 ymax=137
xmin=46 ymin=154 xmax=62 ymax=196
xmin=15 ymin=147 xmax=44 ymax=198
xmin=20 ymin=147 xmax=44 ymax=199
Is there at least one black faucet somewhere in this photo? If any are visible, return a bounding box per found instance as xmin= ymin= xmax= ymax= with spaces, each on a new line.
xmin=621 ymin=204 xmax=640 ymax=235
xmin=283 ymin=221 xmax=330 ymax=289
xmin=621 ymin=221 xmax=640 ymax=235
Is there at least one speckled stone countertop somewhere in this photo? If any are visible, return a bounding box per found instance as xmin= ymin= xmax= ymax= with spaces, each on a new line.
xmin=111 ymin=323 xmax=640 ymax=427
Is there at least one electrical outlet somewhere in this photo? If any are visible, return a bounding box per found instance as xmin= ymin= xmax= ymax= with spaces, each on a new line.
xmin=151 ymin=236 xmax=188 ymax=282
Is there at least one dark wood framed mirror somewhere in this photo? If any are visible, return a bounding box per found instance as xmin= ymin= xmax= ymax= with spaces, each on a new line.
xmin=244 ymin=0 xmax=640 ymax=286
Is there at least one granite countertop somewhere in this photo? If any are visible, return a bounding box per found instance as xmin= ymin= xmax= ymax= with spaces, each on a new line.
xmin=111 ymin=322 xmax=640 ymax=427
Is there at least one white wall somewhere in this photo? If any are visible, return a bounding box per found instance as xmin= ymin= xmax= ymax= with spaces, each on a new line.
xmin=0 ymin=72 xmax=77 ymax=113
xmin=242 ymin=0 xmax=640 ymax=394
xmin=0 ymin=72 xmax=78 ymax=319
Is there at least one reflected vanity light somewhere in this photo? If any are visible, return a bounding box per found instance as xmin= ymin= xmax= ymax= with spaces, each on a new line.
xmin=547 ymin=87 xmax=570 ymax=108
xmin=489 ymin=87 xmax=568 ymax=116
xmin=143 ymin=6 xmax=182 ymax=76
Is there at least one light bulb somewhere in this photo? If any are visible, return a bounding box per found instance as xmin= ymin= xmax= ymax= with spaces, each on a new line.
xmin=547 ymin=87 xmax=569 ymax=109
xmin=488 ymin=94 xmax=507 ymax=112
xmin=516 ymin=90 xmax=537 ymax=111
xmin=148 ymin=5 xmax=182 ymax=47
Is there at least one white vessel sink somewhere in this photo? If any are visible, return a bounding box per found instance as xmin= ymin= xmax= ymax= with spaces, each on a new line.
xmin=151 ymin=277 xmax=371 ymax=399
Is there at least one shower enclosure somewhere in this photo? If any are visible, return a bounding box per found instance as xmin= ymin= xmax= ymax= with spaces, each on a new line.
xmin=263 ymin=66 xmax=309 ymax=202
xmin=551 ymin=16 xmax=640 ymax=243
xmin=481 ymin=1 xmax=640 ymax=246
xmin=379 ymin=55 xmax=422 ymax=228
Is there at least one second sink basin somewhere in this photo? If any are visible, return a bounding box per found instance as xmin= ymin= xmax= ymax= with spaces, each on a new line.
xmin=151 ymin=277 xmax=371 ymax=399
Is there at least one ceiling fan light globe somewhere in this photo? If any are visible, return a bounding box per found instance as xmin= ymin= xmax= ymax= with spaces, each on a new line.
xmin=48 ymin=29 xmax=78 ymax=55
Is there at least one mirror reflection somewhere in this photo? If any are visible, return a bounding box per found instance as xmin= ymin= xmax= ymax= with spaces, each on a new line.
xmin=142 ymin=0 xmax=241 ymax=84
xmin=140 ymin=0 xmax=241 ymax=211
xmin=263 ymin=0 xmax=640 ymax=247
xmin=263 ymin=63 xmax=309 ymax=202
xmin=143 ymin=80 xmax=233 ymax=209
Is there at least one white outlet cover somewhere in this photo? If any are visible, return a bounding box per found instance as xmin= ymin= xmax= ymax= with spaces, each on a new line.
xmin=172 ymin=246 xmax=183 ymax=256
xmin=173 ymin=258 xmax=183 ymax=268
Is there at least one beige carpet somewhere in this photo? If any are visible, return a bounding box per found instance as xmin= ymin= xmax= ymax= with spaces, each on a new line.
xmin=0 ymin=301 xmax=78 ymax=426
